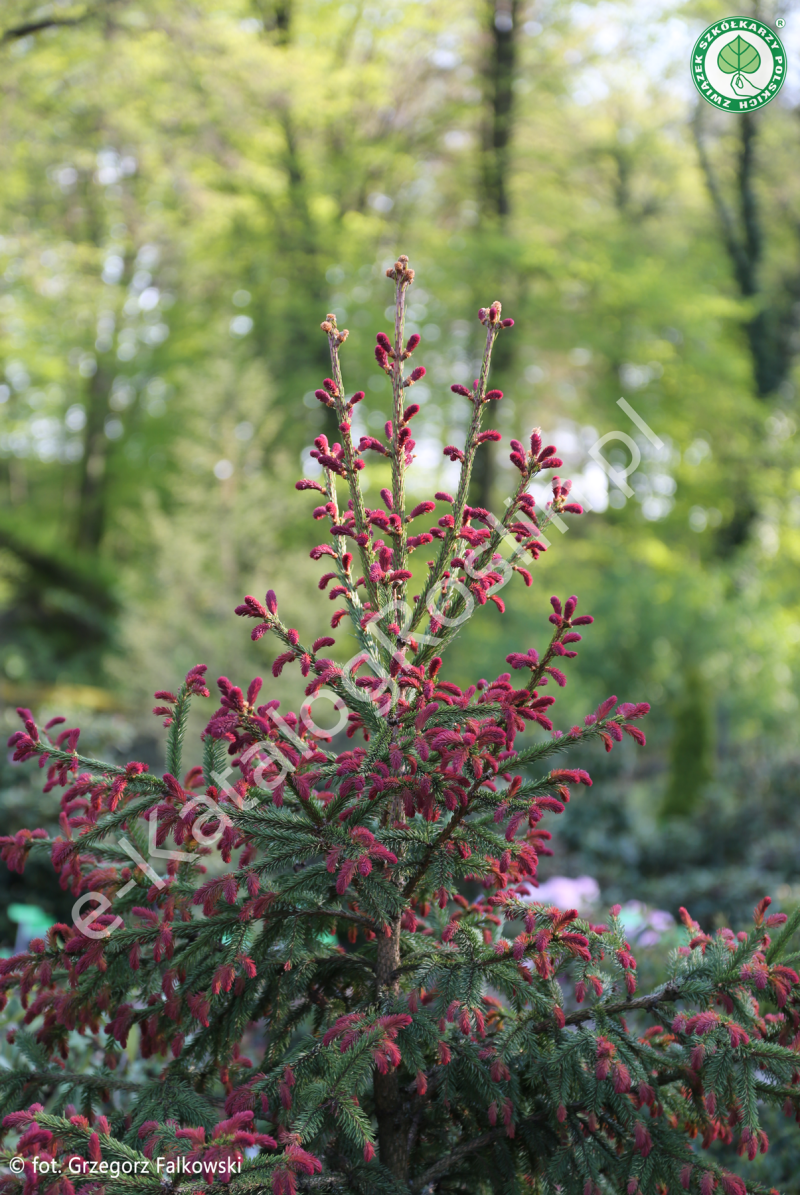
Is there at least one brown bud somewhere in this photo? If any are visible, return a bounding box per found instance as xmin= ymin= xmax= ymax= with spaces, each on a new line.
xmin=386 ymin=254 xmax=414 ymax=284
xmin=320 ymin=321 xmax=332 ymax=333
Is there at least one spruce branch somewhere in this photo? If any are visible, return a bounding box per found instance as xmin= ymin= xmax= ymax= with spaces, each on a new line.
xmin=387 ymin=255 xmax=413 ymax=589
xmin=405 ymin=312 xmax=505 ymax=642
xmin=5 ymin=1070 xmax=144 ymax=1093
xmin=321 ymin=316 xmax=379 ymax=612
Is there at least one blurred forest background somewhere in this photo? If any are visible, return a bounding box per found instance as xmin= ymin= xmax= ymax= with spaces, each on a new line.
xmin=2 ymin=0 xmax=800 ymax=964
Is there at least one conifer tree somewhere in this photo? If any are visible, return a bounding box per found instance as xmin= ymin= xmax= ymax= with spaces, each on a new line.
xmin=3 ymin=257 xmax=800 ymax=1195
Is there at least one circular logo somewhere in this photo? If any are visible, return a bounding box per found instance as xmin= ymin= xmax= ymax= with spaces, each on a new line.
xmin=691 ymin=17 xmax=786 ymax=111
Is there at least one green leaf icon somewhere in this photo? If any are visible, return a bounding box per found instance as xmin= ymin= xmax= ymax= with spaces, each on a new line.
xmin=718 ymin=35 xmax=761 ymax=75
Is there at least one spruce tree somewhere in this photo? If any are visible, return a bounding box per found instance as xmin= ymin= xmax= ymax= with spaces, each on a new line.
xmin=2 ymin=257 xmax=800 ymax=1195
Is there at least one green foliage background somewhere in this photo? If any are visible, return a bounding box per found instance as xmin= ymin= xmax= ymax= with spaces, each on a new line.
xmin=2 ymin=0 xmax=800 ymax=970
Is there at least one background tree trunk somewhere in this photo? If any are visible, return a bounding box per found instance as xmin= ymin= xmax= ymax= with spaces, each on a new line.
xmin=74 ymin=366 xmax=110 ymax=553
xmin=480 ymin=0 xmax=519 ymax=221
xmin=471 ymin=0 xmax=519 ymax=512
xmin=694 ymin=109 xmax=800 ymax=401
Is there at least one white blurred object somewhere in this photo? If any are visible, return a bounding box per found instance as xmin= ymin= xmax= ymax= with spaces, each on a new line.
xmin=520 ymin=879 xmax=675 ymax=946
xmin=617 ymin=901 xmax=675 ymax=946
xmin=522 ymin=875 xmax=600 ymax=910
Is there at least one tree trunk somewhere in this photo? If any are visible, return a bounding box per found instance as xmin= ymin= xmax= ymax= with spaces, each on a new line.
xmin=252 ymin=0 xmax=292 ymax=45
xmin=481 ymin=0 xmax=519 ymax=220
xmin=374 ymin=917 xmax=408 ymax=1180
xmin=471 ymin=1 xmax=520 ymax=512
xmin=692 ymin=108 xmax=800 ymax=554
xmin=74 ymin=366 xmax=110 ymax=552
xmin=695 ymin=110 xmax=800 ymax=401
xmin=254 ymin=3 xmax=339 ymax=446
